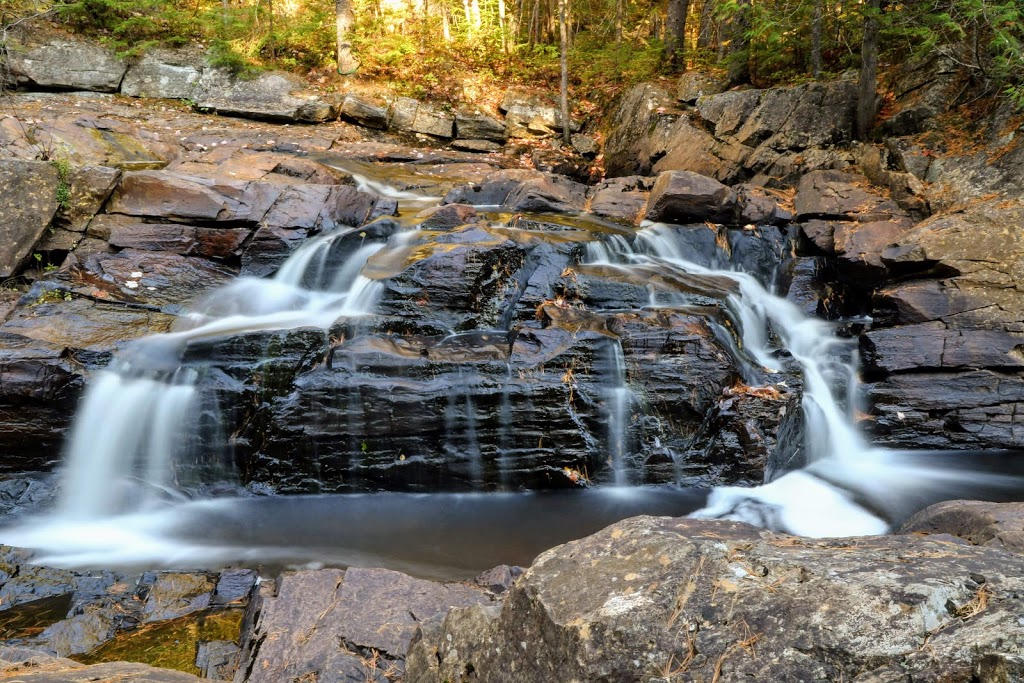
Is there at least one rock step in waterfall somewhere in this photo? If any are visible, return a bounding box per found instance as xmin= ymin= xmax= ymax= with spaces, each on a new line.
xmin=29 ymin=160 xmax=1021 ymax=546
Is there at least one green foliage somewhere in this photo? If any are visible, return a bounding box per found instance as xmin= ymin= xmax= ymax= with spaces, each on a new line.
xmin=53 ymin=0 xmax=203 ymax=56
xmin=50 ymin=156 xmax=72 ymax=210
xmin=10 ymin=0 xmax=1016 ymax=112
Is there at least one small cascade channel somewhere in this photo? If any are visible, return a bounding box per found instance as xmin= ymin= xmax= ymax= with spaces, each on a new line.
xmin=3 ymin=163 xmax=1024 ymax=577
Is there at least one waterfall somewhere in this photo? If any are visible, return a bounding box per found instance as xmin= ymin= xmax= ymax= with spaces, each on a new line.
xmin=580 ymin=223 xmax=900 ymax=534
xmin=633 ymin=224 xmax=866 ymax=464
xmin=603 ymin=339 xmax=633 ymax=486
xmin=56 ymin=224 xmax=403 ymax=518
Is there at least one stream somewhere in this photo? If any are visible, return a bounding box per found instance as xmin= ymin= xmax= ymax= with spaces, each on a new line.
xmin=3 ymin=158 xmax=1023 ymax=579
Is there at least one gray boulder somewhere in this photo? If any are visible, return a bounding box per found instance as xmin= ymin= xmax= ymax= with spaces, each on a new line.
xmin=677 ymin=71 xmax=727 ymax=103
xmin=644 ymin=169 xmax=737 ymax=223
xmin=235 ymin=567 xmax=489 ymax=683
xmin=196 ymin=70 xmax=335 ymax=122
xmin=455 ymin=111 xmax=507 ymax=142
xmin=388 ymin=97 xmax=454 ymax=138
xmin=901 ymin=500 xmax=1024 ymax=554
xmin=339 ymin=94 xmax=389 ymax=130
xmin=0 ymin=160 xmax=61 ymax=277
xmin=499 ymin=88 xmax=578 ymax=138
xmin=121 ymin=49 xmax=204 ymax=99
xmin=407 ymin=516 xmax=1024 ymax=683
xmin=7 ymin=38 xmax=127 ymax=92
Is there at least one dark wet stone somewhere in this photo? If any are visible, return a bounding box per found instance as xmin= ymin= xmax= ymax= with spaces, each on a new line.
xmin=865 ymin=370 xmax=1024 ymax=450
xmin=0 ymin=334 xmax=85 ymax=472
xmin=864 ymin=323 xmax=1024 ymax=373
xmin=375 ymin=225 xmax=529 ymax=332
xmin=643 ymin=170 xmax=737 ymax=224
xmin=474 ymin=565 xmax=524 ymax=595
xmin=211 ymin=569 xmax=258 ymax=606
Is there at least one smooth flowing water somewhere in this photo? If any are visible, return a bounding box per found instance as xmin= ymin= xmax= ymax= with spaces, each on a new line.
xmin=4 ymin=165 xmax=1023 ymax=577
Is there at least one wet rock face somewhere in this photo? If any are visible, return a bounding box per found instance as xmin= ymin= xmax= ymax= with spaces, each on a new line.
xmin=860 ymin=198 xmax=1024 ymax=450
xmin=212 ymin=214 xmax=797 ymax=494
xmin=407 ymin=516 xmax=1024 ymax=683
xmin=0 ymin=546 xmax=256 ymax=674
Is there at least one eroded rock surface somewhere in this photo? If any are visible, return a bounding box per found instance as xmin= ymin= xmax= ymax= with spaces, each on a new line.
xmin=235 ymin=567 xmax=489 ymax=683
xmin=407 ymin=516 xmax=1024 ymax=683
xmin=901 ymin=500 xmax=1024 ymax=554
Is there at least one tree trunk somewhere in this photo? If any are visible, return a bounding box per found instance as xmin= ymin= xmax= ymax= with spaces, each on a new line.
xmin=267 ymin=0 xmax=276 ymax=60
xmin=336 ymin=0 xmax=359 ymax=74
xmin=559 ymin=0 xmax=570 ymax=145
xmin=697 ymin=0 xmax=715 ymax=52
xmin=498 ymin=0 xmax=508 ymax=53
xmin=470 ymin=0 xmax=482 ymax=33
xmin=855 ymin=0 xmax=880 ymax=139
xmin=664 ymin=0 xmax=690 ymax=68
xmin=726 ymin=0 xmax=750 ymax=85
xmin=614 ymin=0 xmax=623 ymax=43
xmin=221 ymin=0 xmax=230 ymax=35
xmin=810 ymin=0 xmax=822 ymax=78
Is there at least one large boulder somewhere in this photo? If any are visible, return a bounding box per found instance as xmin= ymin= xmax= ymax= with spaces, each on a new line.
xmin=195 ymin=70 xmax=335 ymax=122
xmin=120 ymin=49 xmax=204 ymax=100
xmin=644 ymin=170 xmax=736 ymax=224
xmin=455 ymin=111 xmax=507 ymax=142
xmin=338 ymin=94 xmax=389 ymax=130
xmin=235 ymin=567 xmax=490 ymax=683
xmin=388 ymin=97 xmax=455 ymax=138
xmin=499 ymin=88 xmax=578 ymax=138
xmin=901 ymin=500 xmax=1024 ymax=554
xmin=7 ymin=37 xmax=127 ymax=92
xmin=0 ymin=160 xmax=61 ymax=277
xmin=407 ymin=516 xmax=1024 ymax=683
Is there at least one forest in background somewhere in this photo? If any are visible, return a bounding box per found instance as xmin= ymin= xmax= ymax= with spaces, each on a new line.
xmin=1 ymin=0 xmax=1023 ymax=117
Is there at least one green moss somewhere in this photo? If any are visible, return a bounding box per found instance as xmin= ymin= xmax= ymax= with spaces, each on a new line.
xmin=72 ymin=608 xmax=244 ymax=675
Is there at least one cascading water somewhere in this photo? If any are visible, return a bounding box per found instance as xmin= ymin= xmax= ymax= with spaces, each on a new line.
xmin=6 ymin=163 xmax=1024 ymax=576
xmin=586 ymin=222 xmax=1022 ymax=536
xmin=602 ymin=339 xmax=633 ymax=486
xmin=55 ymin=218 xmax=411 ymax=519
